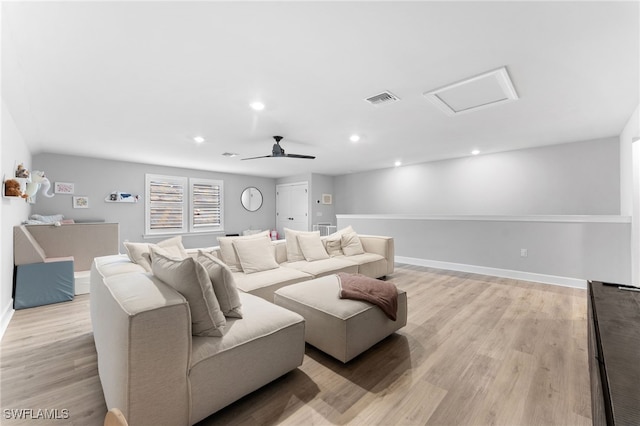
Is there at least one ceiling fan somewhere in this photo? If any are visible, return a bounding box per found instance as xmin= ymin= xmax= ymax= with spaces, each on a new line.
xmin=242 ymin=136 xmax=316 ymax=160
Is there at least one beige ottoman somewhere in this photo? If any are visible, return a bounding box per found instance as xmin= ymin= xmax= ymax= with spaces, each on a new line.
xmin=274 ymin=274 xmax=407 ymax=363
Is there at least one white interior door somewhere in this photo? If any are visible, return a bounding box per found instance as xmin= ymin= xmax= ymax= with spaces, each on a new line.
xmin=276 ymin=182 xmax=308 ymax=237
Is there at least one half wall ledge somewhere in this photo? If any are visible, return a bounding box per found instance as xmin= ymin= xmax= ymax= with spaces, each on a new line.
xmin=336 ymin=214 xmax=632 ymax=287
xmin=336 ymin=214 xmax=631 ymax=224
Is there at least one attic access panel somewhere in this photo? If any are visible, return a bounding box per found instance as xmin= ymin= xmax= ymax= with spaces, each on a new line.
xmin=424 ymin=67 xmax=518 ymax=116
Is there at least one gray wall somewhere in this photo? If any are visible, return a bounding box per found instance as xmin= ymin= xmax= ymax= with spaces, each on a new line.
xmin=33 ymin=153 xmax=277 ymax=249
xmin=337 ymin=215 xmax=631 ymax=285
xmin=309 ymin=173 xmax=336 ymax=226
xmin=334 ymin=138 xmax=620 ymax=215
xmin=333 ymin=137 xmax=627 ymax=285
xmin=1 ymin=100 xmax=32 ymax=335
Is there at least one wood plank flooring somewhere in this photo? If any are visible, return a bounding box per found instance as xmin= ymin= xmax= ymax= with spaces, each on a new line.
xmin=0 ymin=264 xmax=591 ymax=425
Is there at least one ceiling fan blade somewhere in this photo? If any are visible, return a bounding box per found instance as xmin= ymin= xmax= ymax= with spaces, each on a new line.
xmin=242 ymin=136 xmax=316 ymax=160
xmin=241 ymin=155 xmax=273 ymax=160
xmin=285 ymin=154 xmax=316 ymax=159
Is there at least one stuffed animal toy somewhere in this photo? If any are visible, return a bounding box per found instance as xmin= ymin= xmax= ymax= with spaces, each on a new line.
xmin=15 ymin=164 xmax=30 ymax=179
xmin=26 ymin=171 xmax=54 ymax=203
xmin=4 ymin=179 xmax=28 ymax=198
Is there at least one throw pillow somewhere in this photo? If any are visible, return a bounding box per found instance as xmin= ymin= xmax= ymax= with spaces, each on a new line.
xmin=124 ymin=235 xmax=188 ymax=272
xmin=324 ymin=234 xmax=344 ymax=257
xmin=232 ymin=237 xmax=280 ymax=274
xmin=331 ymin=225 xmax=355 ymax=236
xmin=324 ymin=225 xmax=355 ymax=257
xmin=284 ymin=228 xmax=320 ymax=262
xmin=150 ymin=247 xmax=226 ymax=337
xmin=217 ymin=230 xmax=270 ymax=272
xmin=197 ymin=251 xmax=243 ymax=318
xmin=297 ymin=233 xmax=330 ymax=261
xmin=341 ymin=231 xmax=365 ymax=256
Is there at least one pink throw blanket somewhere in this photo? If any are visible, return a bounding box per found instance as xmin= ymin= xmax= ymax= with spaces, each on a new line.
xmin=337 ymin=272 xmax=398 ymax=321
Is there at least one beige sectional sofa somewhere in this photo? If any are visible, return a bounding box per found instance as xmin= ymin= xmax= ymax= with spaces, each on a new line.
xmin=90 ymin=230 xmax=394 ymax=425
xmin=91 ymin=255 xmax=306 ymax=426
xmin=216 ymin=234 xmax=395 ymax=301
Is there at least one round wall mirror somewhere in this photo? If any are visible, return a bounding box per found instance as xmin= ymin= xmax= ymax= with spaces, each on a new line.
xmin=241 ymin=187 xmax=263 ymax=212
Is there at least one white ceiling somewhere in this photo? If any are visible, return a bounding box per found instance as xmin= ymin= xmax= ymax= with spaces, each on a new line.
xmin=2 ymin=1 xmax=638 ymax=178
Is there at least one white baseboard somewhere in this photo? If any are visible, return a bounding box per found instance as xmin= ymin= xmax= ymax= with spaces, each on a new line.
xmin=0 ymin=299 xmax=15 ymax=341
xmin=395 ymin=256 xmax=587 ymax=289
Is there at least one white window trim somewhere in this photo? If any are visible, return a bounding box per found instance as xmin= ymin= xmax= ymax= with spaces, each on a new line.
xmin=145 ymin=174 xmax=224 ymax=237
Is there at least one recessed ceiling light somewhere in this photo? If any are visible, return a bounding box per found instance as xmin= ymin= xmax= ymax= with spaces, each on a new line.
xmin=250 ymin=102 xmax=265 ymax=111
xmin=193 ymin=136 xmax=205 ymax=143
xmin=471 ymin=149 xmax=480 ymax=155
xmin=349 ymin=134 xmax=360 ymax=142
xmin=394 ymin=160 xmax=402 ymax=167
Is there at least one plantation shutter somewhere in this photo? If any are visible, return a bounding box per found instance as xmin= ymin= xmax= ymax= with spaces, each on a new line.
xmin=146 ymin=175 xmax=187 ymax=234
xmin=190 ymin=179 xmax=223 ymax=231
xmin=145 ymin=175 xmax=224 ymax=235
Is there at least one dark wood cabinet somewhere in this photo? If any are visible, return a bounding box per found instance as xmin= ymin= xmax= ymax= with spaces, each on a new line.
xmin=588 ymin=281 xmax=640 ymax=426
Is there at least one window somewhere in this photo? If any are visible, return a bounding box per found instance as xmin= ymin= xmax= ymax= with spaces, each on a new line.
xmin=190 ymin=178 xmax=223 ymax=232
xmin=145 ymin=174 xmax=224 ymax=235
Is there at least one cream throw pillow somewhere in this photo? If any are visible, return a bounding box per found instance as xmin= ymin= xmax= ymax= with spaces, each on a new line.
xmin=217 ymin=230 xmax=270 ymax=272
xmin=232 ymin=237 xmax=280 ymax=274
xmin=341 ymin=231 xmax=365 ymax=256
xmin=324 ymin=225 xmax=355 ymax=257
xmin=297 ymin=233 xmax=330 ymax=261
xmin=197 ymin=251 xmax=243 ymax=318
xmin=285 ymin=228 xmax=320 ymax=262
xmin=150 ymin=247 xmax=226 ymax=337
xmin=324 ymin=234 xmax=344 ymax=257
xmin=124 ymin=235 xmax=188 ymax=271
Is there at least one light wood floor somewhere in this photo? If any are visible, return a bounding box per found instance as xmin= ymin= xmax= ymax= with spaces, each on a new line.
xmin=0 ymin=264 xmax=591 ymax=426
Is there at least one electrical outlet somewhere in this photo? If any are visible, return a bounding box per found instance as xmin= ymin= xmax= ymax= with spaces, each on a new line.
xmin=520 ymin=248 xmax=528 ymax=257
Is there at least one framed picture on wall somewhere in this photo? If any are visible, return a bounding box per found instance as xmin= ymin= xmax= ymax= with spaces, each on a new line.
xmin=55 ymin=182 xmax=75 ymax=194
xmin=73 ymin=196 xmax=89 ymax=209
xmin=322 ymin=193 xmax=332 ymax=205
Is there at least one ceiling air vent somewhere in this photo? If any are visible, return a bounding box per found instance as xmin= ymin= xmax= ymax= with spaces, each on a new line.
xmin=221 ymin=152 xmax=239 ymax=157
xmin=424 ymin=67 xmax=518 ymax=116
xmin=365 ymin=91 xmax=400 ymax=106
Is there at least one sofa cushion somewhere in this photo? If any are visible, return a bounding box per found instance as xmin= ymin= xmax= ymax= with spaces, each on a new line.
xmin=232 ymin=237 xmax=280 ymax=274
xmin=217 ymin=231 xmax=270 ymax=272
xmin=189 ymin=292 xmax=305 ymax=423
xmin=284 ymin=229 xmax=320 ymax=262
xmin=197 ymin=251 xmax=243 ymax=318
xmin=341 ymin=231 xmax=365 ymax=256
xmin=233 ymin=267 xmax=313 ymax=302
xmin=297 ymin=233 xmax=330 ymax=261
xmin=150 ymin=247 xmax=226 ymax=337
xmin=323 ymin=225 xmax=356 ymax=257
xmin=335 ymin=252 xmax=388 ymax=278
xmin=190 ymin=292 xmax=304 ymax=367
xmin=92 ymin=254 xmax=148 ymax=277
xmin=324 ymin=234 xmax=344 ymax=257
xmin=283 ymin=257 xmax=358 ymax=278
xmin=124 ymin=236 xmax=188 ymax=272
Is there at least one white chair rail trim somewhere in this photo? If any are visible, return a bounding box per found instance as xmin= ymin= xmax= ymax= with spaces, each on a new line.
xmin=336 ymin=214 xmax=630 ymax=224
